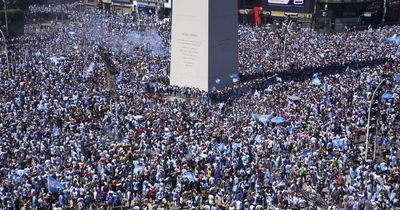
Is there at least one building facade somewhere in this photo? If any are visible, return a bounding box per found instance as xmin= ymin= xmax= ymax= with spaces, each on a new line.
xmin=88 ymin=0 xmax=399 ymax=29
xmin=314 ymin=0 xmax=400 ymax=30
xmin=88 ymin=0 xmax=170 ymax=16
xmin=111 ymin=0 xmax=133 ymax=13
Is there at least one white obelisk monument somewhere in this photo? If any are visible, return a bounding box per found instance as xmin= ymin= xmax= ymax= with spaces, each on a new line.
xmin=170 ymin=0 xmax=238 ymax=91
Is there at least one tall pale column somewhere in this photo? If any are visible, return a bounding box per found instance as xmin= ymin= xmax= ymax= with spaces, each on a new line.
xmin=170 ymin=0 xmax=238 ymax=91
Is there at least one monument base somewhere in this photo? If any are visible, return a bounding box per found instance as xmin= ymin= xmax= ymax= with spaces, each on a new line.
xmin=170 ymin=0 xmax=238 ymax=91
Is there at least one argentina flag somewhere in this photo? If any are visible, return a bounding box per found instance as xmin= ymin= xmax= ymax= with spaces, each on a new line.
xmin=48 ymin=175 xmax=65 ymax=193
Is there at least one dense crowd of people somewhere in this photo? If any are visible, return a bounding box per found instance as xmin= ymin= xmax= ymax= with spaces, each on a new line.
xmin=238 ymin=21 xmax=399 ymax=75
xmin=0 ymin=3 xmax=399 ymax=209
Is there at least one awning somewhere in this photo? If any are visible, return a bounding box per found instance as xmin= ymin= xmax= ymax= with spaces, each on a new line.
xmin=112 ymin=0 xmax=131 ymax=5
xmin=137 ymin=2 xmax=156 ymax=8
xmin=239 ymin=9 xmax=254 ymax=15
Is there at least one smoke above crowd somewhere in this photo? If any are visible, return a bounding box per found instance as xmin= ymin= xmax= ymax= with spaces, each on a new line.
xmin=67 ymin=10 xmax=169 ymax=58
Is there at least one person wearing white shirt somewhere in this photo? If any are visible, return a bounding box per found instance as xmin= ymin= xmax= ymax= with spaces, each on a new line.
xmin=208 ymin=194 xmax=214 ymax=206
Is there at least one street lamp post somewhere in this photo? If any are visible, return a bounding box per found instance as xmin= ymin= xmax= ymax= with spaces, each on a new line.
xmin=137 ymin=7 xmax=140 ymax=31
xmin=364 ymin=79 xmax=387 ymax=161
xmin=382 ymin=0 xmax=387 ymax=24
xmin=0 ymin=28 xmax=9 ymax=75
xmin=324 ymin=0 xmax=328 ymax=30
xmin=243 ymin=0 xmax=245 ymax=24
xmin=129 ymin=143 xmax=133 ymax=208
xmin=282 ymin=20 xmax=292 ymax=71
xmin=283 ymin=34 xmax=287 ymax=70
xmin=155 ymin=2 xmax=159 ymax=21
xmin=2 ymin=0 xmax=7 ymax=33
xmin=357 ymin=14 xmax=364 ymax=28
xmin=357 ymin=12 xmax=372 ymax=29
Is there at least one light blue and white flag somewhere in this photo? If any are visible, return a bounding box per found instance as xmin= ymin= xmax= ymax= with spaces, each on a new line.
xmin=48 ymin=175 xmax=64 ymax=193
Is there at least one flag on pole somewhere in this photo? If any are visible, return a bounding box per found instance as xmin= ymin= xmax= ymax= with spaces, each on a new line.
xmin=48 ymin=175 xmax=64 ymax=193
xmin=323 ymin=79 xmax=328 ymax=93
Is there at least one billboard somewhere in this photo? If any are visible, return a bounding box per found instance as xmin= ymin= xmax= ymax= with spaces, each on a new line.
xmin=264 ymin=0 xmax=315 ymax=13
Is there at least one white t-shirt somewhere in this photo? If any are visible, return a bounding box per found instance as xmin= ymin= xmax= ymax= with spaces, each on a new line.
xmin=236 ymin=200 xmax=242 ymax=210
xmin=208 ymin=194 xmax=214 ymax=205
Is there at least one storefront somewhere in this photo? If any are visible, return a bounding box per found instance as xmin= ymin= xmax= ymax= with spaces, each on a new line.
xmin=263 ymin=10 xmax=314 ymax=28
xmin=163 ymin=0 xmax=172 ymax=17
xmin=239 ymin=9 xmax=255 ymax=25
xmin=112 ymin=0 xmax=134 ymax=14
xmin=85 ymin=0 xmax=99 ymax=6
xmin=136 ymin=1 xmax=157 ymax=14
xmin=102 ymin=0 xmax=112 ymax=11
